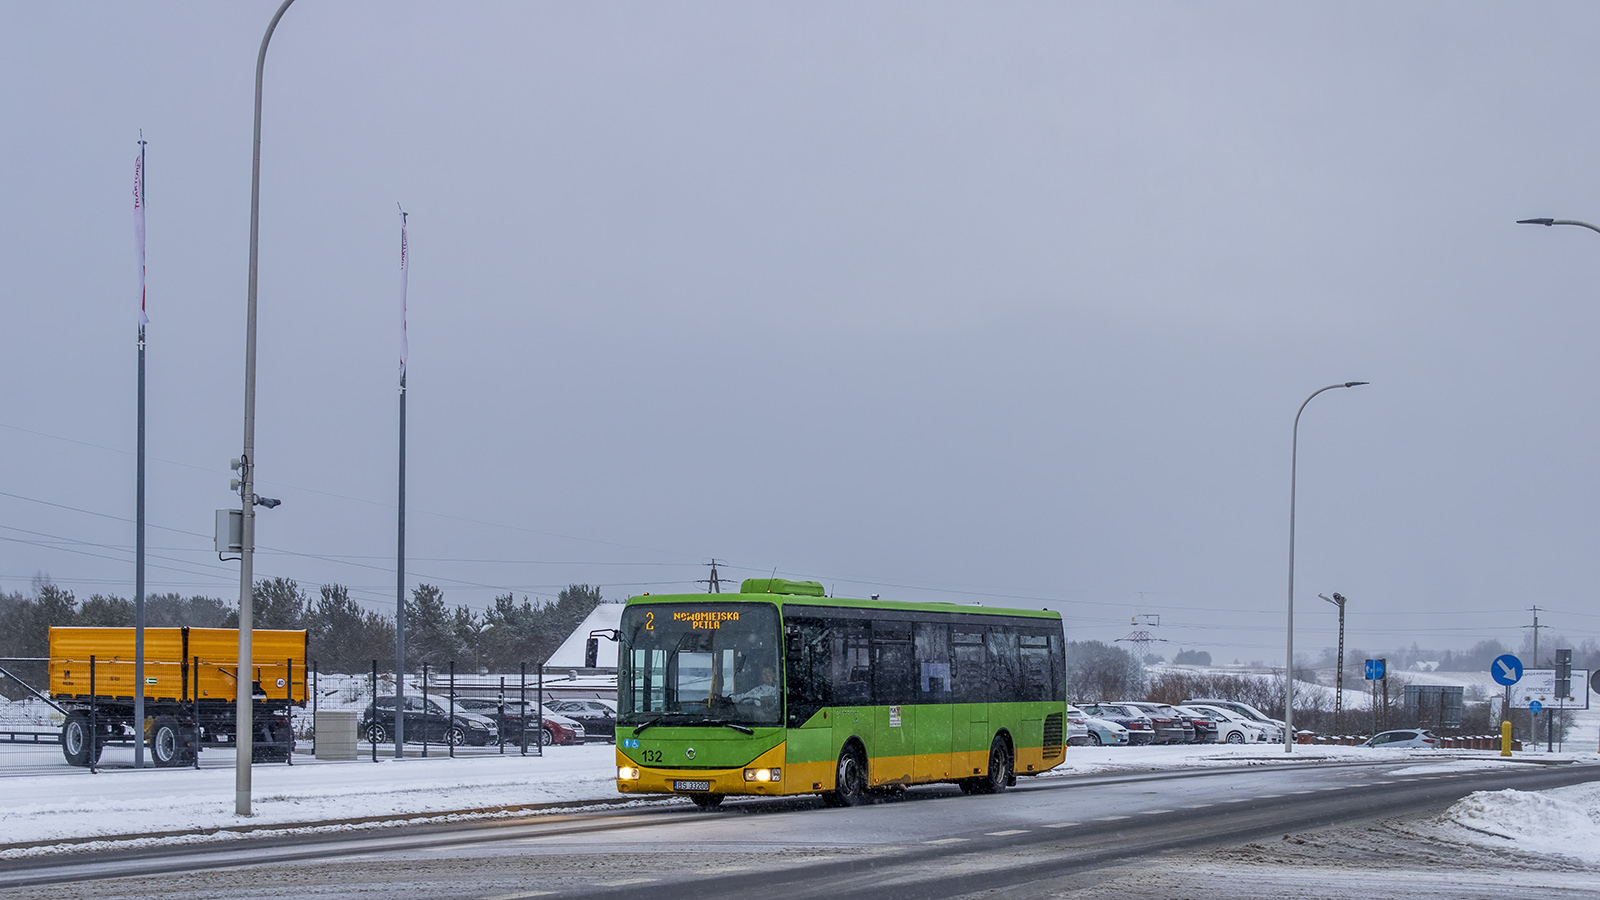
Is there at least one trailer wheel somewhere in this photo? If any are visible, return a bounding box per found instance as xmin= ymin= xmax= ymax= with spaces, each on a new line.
xmin=61 ymin=711 xmax=102 ymax=767
xmin=150 ymin=716 xmax=186 ymax=767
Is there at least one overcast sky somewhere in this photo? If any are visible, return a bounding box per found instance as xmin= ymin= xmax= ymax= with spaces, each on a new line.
xmin=4 ymin=3 xmax=1598 ymax=669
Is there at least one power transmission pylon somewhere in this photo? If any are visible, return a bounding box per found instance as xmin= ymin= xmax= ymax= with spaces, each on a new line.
xmin=1116 ymin=615 xmax=1167 ymax=662
xmin=697 ymin=559 xmax=728 ymax=594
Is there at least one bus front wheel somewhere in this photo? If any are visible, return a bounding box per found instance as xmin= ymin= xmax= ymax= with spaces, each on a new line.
xmin=822 ymin=744 xmax=868 ymax=807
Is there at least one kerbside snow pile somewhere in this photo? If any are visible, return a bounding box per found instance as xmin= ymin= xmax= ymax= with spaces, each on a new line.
xmin=1431 ymin=782 xmax=1600 ymax=866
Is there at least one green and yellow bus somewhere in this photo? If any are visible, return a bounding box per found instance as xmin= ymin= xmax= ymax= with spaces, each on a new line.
xmin=614 ymin=578 xmax=1067 ymax=809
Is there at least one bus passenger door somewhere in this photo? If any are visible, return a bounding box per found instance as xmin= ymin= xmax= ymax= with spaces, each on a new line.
xmin=870 ymin=627 xmax=914 ymax=786
xmin=912 ymin=623 xmax=952 ymax=782
xmin=951 ymin=630 xmax=988 ymax=779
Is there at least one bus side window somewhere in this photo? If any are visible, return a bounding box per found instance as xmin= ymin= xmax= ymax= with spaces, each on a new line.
xmin=915 ymin=623 xmax=951 ymax=698
xmin=872 ymin=627 xmax=914 ymax=708
xmin=985 ymin=628 xmax=1022 ymax=703
xmin=951 ymin=629 xmax=986 ymax=704
xmin=785 ymin=617 xmax=830 ymax=727
xmin=832 ymin=622 xmax=872 ymax=706
xmin=1020 ymin=631 xmax=1053 ymax=702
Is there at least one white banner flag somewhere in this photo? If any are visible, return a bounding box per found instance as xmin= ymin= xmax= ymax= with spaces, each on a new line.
xmin=399 ymin=210 xmax=408 ymax=376
xmin=134 ymin=154 xmax=148 ymax=327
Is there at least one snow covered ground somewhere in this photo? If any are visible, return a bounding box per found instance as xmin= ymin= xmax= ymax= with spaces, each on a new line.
xmin=2 ymin=738 xmax=1596 ymax=863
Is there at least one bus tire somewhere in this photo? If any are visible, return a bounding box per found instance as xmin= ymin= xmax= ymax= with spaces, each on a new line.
xmin=689 ymin=794 xmax=724 ymax=810
xmin=61 ymin=711 xmax=101 ymax=767
xmin=822 ymin=743 xmax=868 ymax=807
xmin=977 ymin=734 xmax=1012 ymax=794
xmin=150 ymin=716 xmax=184 ymax=767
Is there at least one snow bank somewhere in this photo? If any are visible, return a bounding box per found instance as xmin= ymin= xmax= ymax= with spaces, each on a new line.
xmin=1437 ymin=782 xmax=1600 ymax=865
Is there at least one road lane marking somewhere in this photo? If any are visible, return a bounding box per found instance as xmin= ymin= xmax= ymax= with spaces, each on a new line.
xmin=1094 ymin=815 xmax=1130 ymax=821
xmin=1290 ymin=790 xmax=1316 ymax=795
xmin=1256 ymin=794 xmax=1284 ymax=798
xmin=986 ymin=829 xmax=1030 ymax=836
xmin=485 ymin=894 xmax=556 ymax=900
xmin=1182 ymin=803 xmax=1213 ymax=809
xmin=1223 ymin=798 xmax=1250 ymax=803
xmin=1140 ymin=809 xmax=1174 ymax=815
xmin=1044 ymin=822 xmax=1080 ymax=828
xmin=595 ymin=879 xmax=659 ymax=887
xmin=1372 ymin=780 xmax=1395 ymax=784
xmin=924 ymin=838 xmax=969 ymax=844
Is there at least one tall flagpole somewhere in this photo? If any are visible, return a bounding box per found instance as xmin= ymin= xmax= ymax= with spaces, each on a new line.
xmin=133 ymin=135 xmax=149 ymax=769
xmin=395 ymin=206 xmax=408 ymax=758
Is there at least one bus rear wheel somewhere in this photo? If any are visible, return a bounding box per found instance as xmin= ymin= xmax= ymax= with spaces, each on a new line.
xmin=822 ymin=744 xmax=867 ymax=807
xmin=975 ymin=734 xmax=1012 ymax=794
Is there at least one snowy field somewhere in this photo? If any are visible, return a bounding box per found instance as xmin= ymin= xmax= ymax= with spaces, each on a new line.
xmin=3 ymin=739 xmax=1597 ymax=865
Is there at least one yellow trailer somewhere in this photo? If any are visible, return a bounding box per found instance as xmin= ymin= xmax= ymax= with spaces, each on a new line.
xmin=48 ymin=626 xmax=308 ymax=768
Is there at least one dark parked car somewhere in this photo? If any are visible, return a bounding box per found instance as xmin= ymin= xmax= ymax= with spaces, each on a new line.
xmin=1116 ymin=702 xmax=1193 ymax=744
xmin=454 ymin=698 xmax=586 ymax=746
xmin=1078 ymin=703 xmax=1157 ymax=745
xmin=360 ymin=695 xmax=496 ymax=746
xmin=545 ymin=699 xmax=616 ymax=742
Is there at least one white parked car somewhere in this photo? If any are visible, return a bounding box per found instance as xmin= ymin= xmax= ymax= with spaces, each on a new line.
xmin=1179 ymin=705 xmax=1270 ymax=744
xmin=1065 ymin=705 xmax=1092 ymax=746
xmin=1362 ymin=729 xmax=1440 ymax=749
xmin=1082 ymin=715 xmax=1130 ymax=746
xmin=1181 ymin=698 xmax=1284 ymax=742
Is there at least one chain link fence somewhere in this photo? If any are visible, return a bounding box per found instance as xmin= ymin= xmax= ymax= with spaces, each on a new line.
xmin=1 ymin=657 xmax=613 ymax=775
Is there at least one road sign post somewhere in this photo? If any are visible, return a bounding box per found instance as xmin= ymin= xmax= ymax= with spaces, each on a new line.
xmin=1491 ymin=654 xmax=1522 ymax=755
xmin=1364 ymin=658 xmax=1385 ymax=738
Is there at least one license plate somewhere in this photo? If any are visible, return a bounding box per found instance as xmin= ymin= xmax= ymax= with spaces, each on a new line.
xmin=673 ymin=780 xmax=711 ymax=792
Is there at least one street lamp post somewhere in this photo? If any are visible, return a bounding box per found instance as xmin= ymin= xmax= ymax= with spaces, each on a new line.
xmin=1285 ymin=382 xmax=1367 ymax=753
xmin=1516 ymin=217 xmax=1600 ymax=236
xmin=236 ymin=0 xmax=297 ymax=818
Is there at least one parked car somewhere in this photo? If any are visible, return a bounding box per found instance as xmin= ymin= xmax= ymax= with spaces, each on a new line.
xmin=1362 ymin=729 xmax=1439 ymax=749
xmin=1117 ymin=702 xmax=1194 ymax=744
xmin=1065 ymin=705 xmax=1093 ymax=746
xmin=454 ymin=698 xmax=587 ymax=746
xmin=1079 ymin=703 xmax=1156 ymax=745
xmin=360 ymin=695 xmax=496 ymax=746
xmin=1082 ymin=715 xmax=1130 ymax=747
xmin=1182 ymin=698 xmax=1286 ymax=742
xmin=545 ymin=698 xmax=617 ymax=742
xmin=1179 ymin=705 xmax=1270 ymax=744
xmin=1180 ymin=709 xmax=1219 ymax=743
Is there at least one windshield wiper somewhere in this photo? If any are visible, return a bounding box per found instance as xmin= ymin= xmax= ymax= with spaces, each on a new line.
xmin=695 ymin=718 xmax=754 ymax=734
xmin=630 ymin=716 xmax=754 ymax=735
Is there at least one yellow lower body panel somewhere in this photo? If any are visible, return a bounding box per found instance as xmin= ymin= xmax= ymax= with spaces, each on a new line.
xmin=616 ymin=743 xmax=806 ymax=798
xmin=617 ymin=738 xmax=1064 ymax=798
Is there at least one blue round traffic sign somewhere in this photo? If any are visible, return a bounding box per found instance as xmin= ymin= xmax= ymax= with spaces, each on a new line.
xmin=1491 ymin=654 xmax=1523 ymax=686
xmin=1529 ymin=700 xmax=1543 ymax=715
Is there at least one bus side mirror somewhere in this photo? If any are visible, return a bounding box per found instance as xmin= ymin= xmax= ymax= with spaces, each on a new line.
xmin=585 ymin=637 xmax=599 ymax=668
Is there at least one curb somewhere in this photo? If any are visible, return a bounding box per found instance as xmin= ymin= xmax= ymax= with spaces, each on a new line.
xmin=0 ymin=795 xmax=665 ymax=855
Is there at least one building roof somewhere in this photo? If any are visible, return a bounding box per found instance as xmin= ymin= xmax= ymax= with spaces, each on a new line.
xmin=545 ymin=603 xmax=625 ymax=669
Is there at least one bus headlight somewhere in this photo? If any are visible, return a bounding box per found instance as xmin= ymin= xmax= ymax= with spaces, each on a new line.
xmin=743 ymin=768 xmax=780 ymax=783
xmin=618 ymin=766 xmax=641 ymax=780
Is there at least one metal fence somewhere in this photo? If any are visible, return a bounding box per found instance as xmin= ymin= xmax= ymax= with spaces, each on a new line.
xmin=0 ymin=656 xmax=611 ymax=775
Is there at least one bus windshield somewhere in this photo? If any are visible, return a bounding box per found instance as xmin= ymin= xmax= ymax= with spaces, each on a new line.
xmin=619 ymin=603 xmax=781 ymax=729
